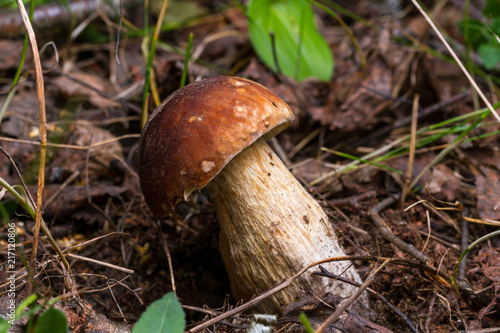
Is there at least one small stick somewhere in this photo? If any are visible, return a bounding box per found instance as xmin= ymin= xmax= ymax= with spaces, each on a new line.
xmin=314 ymin=266 xmax=417 ymax=333
xmin=327 ymin=190 xmax=377 ymax=208
xmin=188 ymin=256 xmax=364 ymax=333
xmin=0 ymin=134 xmax=140 ymax=150
xmin=189 ymin=255 xmax=449 ymax=333
xmin=62 ymin=232 xmax=126 ymax=252
xmin=369 ymin=195 xmax=432 ymax=264
xmin=458 ymin=207 xmax=469 ymax=281
xmin=315 ymin=260 xmax=390 ymax=333
xmin=424 ymin=293 xmax=437 ymax=332
xmin=401 ymin=94 xmax=419 ymax=205
xmin=156 ymin=220 xmax=176 ymax=294
xmin=65 ymin=253 xmax=134 ymax=274
xmin=182 ymin=305 xmax=249 ymax=330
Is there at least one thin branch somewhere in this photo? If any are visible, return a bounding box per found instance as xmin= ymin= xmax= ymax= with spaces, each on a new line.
xmin=315 ymin=260 xmax=390 ymax=333
xmin=188 ymin=256 xmax=361 ymax=332
xmin=369 ymin=194 xmax=432 ymax=264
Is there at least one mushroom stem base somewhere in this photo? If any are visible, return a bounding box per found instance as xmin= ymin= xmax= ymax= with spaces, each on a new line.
xmin=212 ymin=139 xmax=368 ymax=314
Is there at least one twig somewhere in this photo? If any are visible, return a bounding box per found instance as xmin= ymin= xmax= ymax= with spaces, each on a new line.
xmin=421 ymin=210 xmax=432 ymax=253
xmin=189 ymin=255 xmax=450 ymax=332
xmin=315 ymin=260 xmax=390 ymax=333
xmin=65 ymin=253 xmax=134 ymax=274
xmin=369 ymin=194 xmax=432 ymax=264
xmin=156 ymin=220 xmax=176 ymax=295
xmin=182 ymin=305 xmax=249 ymax=330
xmin=313 ymin=266 xmax=418 ymax=333
xmin=62 ymin=232 xmax=126 ymax=253
xmin=188 ymin=256 xmax=367 ymax=333
xmin=76 ymin=273 xmax=138 ymax=299
xmin=425 ymin=293 xmax=437 ymax=332
xmin=327 ymin=190 xmax=377 ymax=209
xmin=401 ymin=94 xmax=419 ymax=205
xmin=188 ymin=256 xmax=452 ymax=333
xmin=460 ymin=329 xmax=500 ymax=333
xmin=0 ymin=134 xmax=140 ymax=150
xmin=458 ymin=207 xmax=469 ymax=281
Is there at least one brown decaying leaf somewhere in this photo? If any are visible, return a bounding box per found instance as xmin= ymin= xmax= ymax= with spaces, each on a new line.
xmin=473 ymin=248 xmax=500 ymax=284
xmin=332 ymin=58 xmax=392 ymax=132
xmin=51 ymin=70 xmax=120 ymax=108
xmin=0 ymin=40 xmax=32 ymax=70
xmin=306 ymin=57 xmax=392 ymax=132
xmin=48 ymin=120 xmax=124 ymax=182
xmin=475 ymin=166 xmax=500 ymax=221
xmin=427 ymin=164 xmax=462 ymax=202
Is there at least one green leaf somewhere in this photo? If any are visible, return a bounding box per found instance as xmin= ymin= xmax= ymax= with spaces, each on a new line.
xmin=479 ymin=42 xmax=500 ymax=69
xmin=34 ymin=308 xmax=68 ymax=333
xmin=247 ymin=0 xmax=333 ymax=82
xmin=0 ymin=317 xmax=10 ymax=333
xmin=132 ymin=292 xmax=185 ymax=333
xmin=299 ymin=313 xmax=314 ymax=333
xmin=458 ymin=19 xmax=490 ymax=49
xmin=483 ymin=0 xmax=500 ymax=18
xmin=15 ymin=294 xmax=38 ymax=317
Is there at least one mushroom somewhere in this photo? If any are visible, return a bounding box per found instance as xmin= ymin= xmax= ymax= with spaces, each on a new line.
xmin=138 ymin=76 xmax=368 ymax=314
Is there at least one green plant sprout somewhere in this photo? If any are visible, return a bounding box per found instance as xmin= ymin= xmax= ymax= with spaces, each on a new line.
xmin=299 ymin=312 xmax=315 ymax=333
xmin=0 ymin=294 xmax=68 ymax=333
xmin=180 ymin=33 xmax=194 ymax=88
xmin=132 ymin=292 xmax=185 ymax=333
xmin=459 ymin=0 xmax=500 ymax=70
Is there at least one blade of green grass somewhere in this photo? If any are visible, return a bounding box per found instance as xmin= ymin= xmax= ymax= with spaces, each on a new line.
xmin=321 ymin=148 xmax=404 ymax=174
xmin=179 ymin=33 xmax=194 ymax=88
xmin=141 ymin=0 xmax=169 ymax=129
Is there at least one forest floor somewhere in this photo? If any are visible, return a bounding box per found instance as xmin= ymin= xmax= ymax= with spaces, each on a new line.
xmin=0 ymin=0 xmax=499 ymax=332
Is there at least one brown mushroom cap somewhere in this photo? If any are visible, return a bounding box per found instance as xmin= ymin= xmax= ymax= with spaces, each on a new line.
xmin=138 ymin=76 xmax=294 ymax=217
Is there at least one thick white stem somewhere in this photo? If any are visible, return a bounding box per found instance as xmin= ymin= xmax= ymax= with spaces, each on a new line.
xmin=211 ymin=139 xmax=368 ymax=314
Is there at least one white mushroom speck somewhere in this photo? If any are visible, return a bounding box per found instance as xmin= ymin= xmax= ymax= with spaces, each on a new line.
xmin=201 ymin=160 xmax=216 ymax=173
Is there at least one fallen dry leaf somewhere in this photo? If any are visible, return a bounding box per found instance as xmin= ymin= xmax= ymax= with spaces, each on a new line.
xmin=51 ymin=69 xmax=120 ymax=108
xmin=475 ymin=166 xmax=500 ymax=221
xmin=473 ymin=248 xmax=500 ymax=283
xmin=427 ymin=164 xmax=462 ymax=202
xmin=48 ymin=120 xmax=125 ymax=182
xmin=332 ymin=57 xmax=392 ymax=132
xmin=0 ymin=40 xmax=32 ymax=70
xmin=306 ymin=57 xmax=392 ymax=132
